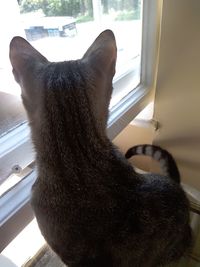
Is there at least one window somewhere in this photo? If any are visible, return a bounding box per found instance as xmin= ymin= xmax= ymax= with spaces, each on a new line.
xmin=0 ymin=0 xmax=161 ymax=252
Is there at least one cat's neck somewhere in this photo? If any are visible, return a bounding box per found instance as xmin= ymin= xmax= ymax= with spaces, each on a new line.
xmin=32 ymin=105 xmax=114 ymax=171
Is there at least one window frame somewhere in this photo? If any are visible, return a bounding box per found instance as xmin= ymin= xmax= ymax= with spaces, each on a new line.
xmin=0 ymin=0 xmax=162 ymax=252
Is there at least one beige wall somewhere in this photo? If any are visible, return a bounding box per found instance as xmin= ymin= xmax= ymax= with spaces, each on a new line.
xmin=153 ymin=0 xmax=200 ymax=189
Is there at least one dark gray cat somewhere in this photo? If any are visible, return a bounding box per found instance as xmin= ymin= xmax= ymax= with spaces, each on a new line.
xmin=10 ymin=30 xmax=192 ymax=267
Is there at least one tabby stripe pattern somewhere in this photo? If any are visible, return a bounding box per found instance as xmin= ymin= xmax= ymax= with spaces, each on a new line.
xmin=125 ymin=144 xmax=180 ymax=184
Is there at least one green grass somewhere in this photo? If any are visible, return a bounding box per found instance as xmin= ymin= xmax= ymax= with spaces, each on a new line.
xmin=76 ymin=14 xmax=93 ymax=23
xmin=115 ymin=9 xmax=141 ymax=21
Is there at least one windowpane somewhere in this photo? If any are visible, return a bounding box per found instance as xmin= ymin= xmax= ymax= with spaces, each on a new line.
xmin=0 ymin=0 xmax=142 ymax=189
xmin=0 ymin=1 xmax=26 ymax=139
xmin=19 ymin=0 xmax=143 ymax=107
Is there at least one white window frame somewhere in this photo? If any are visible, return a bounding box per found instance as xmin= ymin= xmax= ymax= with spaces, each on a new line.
xmin=0 ymin=0 xmax=163 ymax=251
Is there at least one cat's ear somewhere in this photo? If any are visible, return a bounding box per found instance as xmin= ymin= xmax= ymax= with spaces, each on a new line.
xmin=82 ymin=30 xmax=117 ymax=77
xmin=9 ymin=36 xmax=48 ymax=84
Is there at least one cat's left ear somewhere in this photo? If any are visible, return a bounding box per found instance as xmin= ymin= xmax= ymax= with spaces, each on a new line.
xmin=82 ymin=30 xmax=117 ymax=78
xmin=9 ymin=36 xmax=48 ymax=84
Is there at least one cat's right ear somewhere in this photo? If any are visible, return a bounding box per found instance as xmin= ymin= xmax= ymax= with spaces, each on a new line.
xmin=9 ymin=36 xmax=48 ymax=84
xmin=82 ymin=30 xmax=117 ymax=78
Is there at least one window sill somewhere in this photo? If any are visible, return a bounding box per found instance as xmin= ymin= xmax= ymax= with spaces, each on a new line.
xmin=0 ymin=170 xmax=36 ymax=251
xmin=2 ymin=219 xmax=45 ymax=267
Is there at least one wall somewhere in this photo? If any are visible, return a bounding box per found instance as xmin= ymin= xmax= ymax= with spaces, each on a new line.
xmin=114 ymin=103 xmax=155 ymax=172
xmin=153 ymin=0 xmax=200 ymax=189
xmin=114 ymin=123 xmax=154 ymax=171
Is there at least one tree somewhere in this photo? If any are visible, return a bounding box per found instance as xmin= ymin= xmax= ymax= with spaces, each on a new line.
xmin=80 ymin=0 xmax=86 ymax=15
xmin=85 ymin=0 xmax=93 ymax=17
xmin=19 ymin=0 xmax=140 ymax=18
xmin=102 ymin=0 xmax=108 ymax=14
xmin=19 ymin=0 xmax=43 ymax=13
xmin=19 ymin=0 xmax=93 ymax=17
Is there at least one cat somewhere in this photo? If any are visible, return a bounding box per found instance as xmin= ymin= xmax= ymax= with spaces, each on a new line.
xmin=125 ymin=144 xmax=180 ymax=183
xmin=10 ymin=30 xmax=192 ymax=267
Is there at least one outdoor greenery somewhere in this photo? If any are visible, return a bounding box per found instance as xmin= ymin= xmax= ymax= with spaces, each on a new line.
xmin=19 ymin=0 xmax=93 ymax=17
xmin=19 ymin=0 xmax=141 ymax=21
xmin=115 ymin=9 xmax=140 ymax=21
xmin=76 ymin=14 xmax=93 ymax=23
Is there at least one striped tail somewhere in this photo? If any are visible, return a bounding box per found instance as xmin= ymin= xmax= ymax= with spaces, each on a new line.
xmin=125 ymin=144 xmax=180 ymax=184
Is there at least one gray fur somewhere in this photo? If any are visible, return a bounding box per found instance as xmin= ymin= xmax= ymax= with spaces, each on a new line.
xmin=10 ymin=30 xmax=192 ymax=267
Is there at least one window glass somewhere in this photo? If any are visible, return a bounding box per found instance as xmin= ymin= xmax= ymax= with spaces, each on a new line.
xmin=0 ymin=1 xmax=26 ymax=138
xmin=0 ymin=0 xmax=142 ymax=189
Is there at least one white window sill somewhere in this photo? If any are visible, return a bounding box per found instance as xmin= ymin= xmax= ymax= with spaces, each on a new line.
xmin=2 ymin=219 xmax=45 ymax=267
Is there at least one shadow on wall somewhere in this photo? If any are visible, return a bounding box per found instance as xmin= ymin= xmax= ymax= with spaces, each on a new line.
xmin=113 ymin=123 xmax=155 ymax=172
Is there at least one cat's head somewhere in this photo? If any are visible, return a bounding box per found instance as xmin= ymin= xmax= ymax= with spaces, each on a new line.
xmin=9 ymin=30 xmax=117 ymax=134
